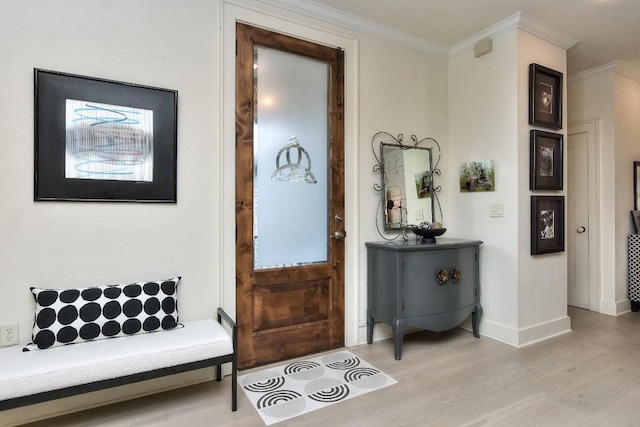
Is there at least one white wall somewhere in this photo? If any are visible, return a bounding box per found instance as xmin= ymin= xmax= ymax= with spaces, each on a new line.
xmin=0 ymin=0 xmax=225 ymax=423
xmin=567 ymin=64 xmax=640 ymax=314
xmin=0 ymin=0 xmax=223 ymax=343
xmin=516 ymin=31 xmax=570 ymax=343
xmin=449 ymin=27 xmax=571 ymax=347
xmin=614 ymin=72 xmax=640 ymax=307
xmin=449 ymin=31 xmax=520 ymax=339
xmin=568 ymin=70 xmax=615 ymax=312
xmin=356 ymin=35 xmax=449 ymax=339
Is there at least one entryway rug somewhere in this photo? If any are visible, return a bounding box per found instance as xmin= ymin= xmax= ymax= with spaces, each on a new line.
xmin=238 ymin=350 xmax=397 ymax=425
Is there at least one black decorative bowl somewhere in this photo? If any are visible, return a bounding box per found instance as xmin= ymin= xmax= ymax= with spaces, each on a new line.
xmin=409 ymin=227 xmax=447 ymax=242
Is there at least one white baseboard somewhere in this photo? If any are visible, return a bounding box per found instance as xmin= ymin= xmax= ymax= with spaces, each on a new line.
xmin=480 ymin=316 xmax=572 ymax=347
xmin=599 ymin=298 xmax=631 ymax=316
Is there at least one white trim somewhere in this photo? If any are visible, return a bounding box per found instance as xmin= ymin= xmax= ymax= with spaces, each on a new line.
xmin=254 ymin=0 xmax=449 ymax=58
xmin=252 ymin=2 xmax=579 ymax=62
xmin=570 ymin=60 xmax=640 ymax=83
xmin=479 ymin=316 xmax=572 ymax=348
xmin=599 ymin=298 xmax=631 ymax=316
xmin=517 ymin=316 xmax=572 ymax=347
xmin=517 ymin=12 xmax=579 ymax=50
xmin=450 ymin=12 xmax=579 ymax=59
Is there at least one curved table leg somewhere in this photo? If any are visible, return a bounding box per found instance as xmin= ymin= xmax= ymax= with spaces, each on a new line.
xmin=472 ymin=303 xmax=483 ymax=338
xmin=392 ymin=317 xmax=405 ymax=360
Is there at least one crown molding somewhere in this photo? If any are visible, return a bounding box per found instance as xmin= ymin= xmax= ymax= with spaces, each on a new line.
xmin=449 ymin=12 xmax=579 ymax=59
xmin=249 ymin=2 xmax=579 ymax=61
xmin=254 ymin=0 xmax=449 ymax=58
xmin=569 ymin=60 xmax=640 ymax=84
xmin=517 ymin=12 xmax=579 ymax=50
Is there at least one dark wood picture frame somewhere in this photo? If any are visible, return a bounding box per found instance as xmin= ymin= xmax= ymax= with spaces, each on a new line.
xmin=529 ymin=63 xmax=563 ymax=130
xmin=531 ymin=196 xmax=565 ymax=255
xmin=34 ymin=69 xmax=178 ymax=202
xmin=530 ymin=130 xmax=563 ymax=190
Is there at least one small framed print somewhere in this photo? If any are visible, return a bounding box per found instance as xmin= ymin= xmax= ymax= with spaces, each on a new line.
xmin=529 ymin=63 xmax=563 ymax=130
xmin=34 ymin=69 xmax=178 ymax=202
xmin=531 ymin=196 xmax=565 ymax=255
xmin=530 ymin=130 xmax=563 ymax=190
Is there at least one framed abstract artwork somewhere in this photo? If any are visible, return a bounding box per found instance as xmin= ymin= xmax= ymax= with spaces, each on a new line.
xmin=531 ymin=196 xmax=565 ymax=255
xmin=34 ymin=69 xmax=178 ymax=202
xmin=528 ymin=63 xmax=563 ymax=130
xmin=530 ymin=130 xmax=563 ymax=190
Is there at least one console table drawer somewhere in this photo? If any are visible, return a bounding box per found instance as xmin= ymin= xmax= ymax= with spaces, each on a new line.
xmin=403 ymin=247 xmax=477 ymax=317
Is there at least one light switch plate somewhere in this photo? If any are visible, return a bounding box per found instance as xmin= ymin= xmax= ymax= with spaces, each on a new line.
xmin=490 ymin=204 xmax=504 ymax=218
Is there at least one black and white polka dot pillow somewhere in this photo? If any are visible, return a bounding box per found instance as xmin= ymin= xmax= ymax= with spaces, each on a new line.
xmin=23 ymin=277 xmax=182 ymax=351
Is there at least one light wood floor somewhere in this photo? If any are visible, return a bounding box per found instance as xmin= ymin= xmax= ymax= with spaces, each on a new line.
xmin=23 ymin=307 xmax=640 ymax=426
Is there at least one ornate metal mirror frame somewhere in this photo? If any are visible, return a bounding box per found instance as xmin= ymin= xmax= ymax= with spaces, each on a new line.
xmin=372 ymin=132 xmax=443 ymax=241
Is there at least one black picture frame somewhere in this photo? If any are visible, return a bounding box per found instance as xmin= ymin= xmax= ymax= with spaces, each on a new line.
xmin=34 ymin=69 xmax=178 ymax=202
xmin=634 ymin=161 xmax=640 ymax=210
xmin=531 ymin=196 xmax=565 ymax=255
xmin=530 ymin=130 xmax=563 ymax=190
xmin=529 ymin=63 xmax=563 ymax=130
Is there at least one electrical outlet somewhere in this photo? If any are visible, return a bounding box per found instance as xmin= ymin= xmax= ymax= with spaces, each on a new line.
xmin=415 ymin=209 xmax=424 ymax=220
xmin=0 ymin=323 xmax=19 ymax=347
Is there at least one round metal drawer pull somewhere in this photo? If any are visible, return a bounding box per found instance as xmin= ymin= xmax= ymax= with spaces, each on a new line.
xmin=452 ymin=269 xmax=462 ymax=281
xmin=436 ymin=269 xmax=449 ymax=284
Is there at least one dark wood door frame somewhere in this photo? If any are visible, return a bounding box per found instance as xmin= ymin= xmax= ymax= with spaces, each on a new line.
xmin=235 ymin=22 xmax=345 ymax=369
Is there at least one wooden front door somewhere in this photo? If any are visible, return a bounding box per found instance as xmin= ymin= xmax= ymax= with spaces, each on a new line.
xmin=235 ymin=23 xmax=345 ymax=369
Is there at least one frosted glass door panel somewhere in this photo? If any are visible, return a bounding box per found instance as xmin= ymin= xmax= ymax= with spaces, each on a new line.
xmin=253 ymin=46 xmax=329 ymax=269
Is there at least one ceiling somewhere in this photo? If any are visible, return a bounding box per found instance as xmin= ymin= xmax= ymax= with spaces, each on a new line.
xmin=310 ymin=0 xmax=640 ymax=75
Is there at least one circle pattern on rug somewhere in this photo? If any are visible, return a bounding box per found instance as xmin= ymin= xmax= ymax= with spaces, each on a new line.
xmin=257 ymin=389 xmax=303 ymax=409
xmin=240 ymin=370 xmax=282 ymax=388
xmin=308 ymin=384 xmax=350 ymax=403
xmin=239 ymin=351 xmax=398 ymax=425
xmin=326 ymin=356 xmax=360 ymax=370
xmin=345 ymin=367 xmax=391 ymax=389
xmin=284 ymin=360 xmax=321 ymax=375
xmin=344 ymin=367 xmax=380 ymax=382
xmin=285 ymin=360 xmax=325 ymax=381
xmin=243 ymin=376 xmax=286 ymax=393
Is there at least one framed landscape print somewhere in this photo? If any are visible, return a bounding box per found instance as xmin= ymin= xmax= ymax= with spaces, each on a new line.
xmin=530 ymin=130 xmax=563 ymax=190
xmin=34 ymin=69 xmax=178 ymax=202
xmin=528 ymin=63 xmax=563 ymax=130
xmin=531 ymin=196 xmax=565 ymax=255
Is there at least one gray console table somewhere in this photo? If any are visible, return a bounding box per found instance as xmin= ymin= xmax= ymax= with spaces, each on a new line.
xmin=366 ymin=238 xmax=483 ymax=360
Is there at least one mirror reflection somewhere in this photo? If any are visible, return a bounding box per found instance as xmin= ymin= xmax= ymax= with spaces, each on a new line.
xmin=382 ymin=143 xmax=434 ymax=229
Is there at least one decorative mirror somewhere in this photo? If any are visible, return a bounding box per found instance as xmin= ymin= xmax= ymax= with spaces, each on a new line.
xmin=373 ymin=132 xmax=443 ymax=241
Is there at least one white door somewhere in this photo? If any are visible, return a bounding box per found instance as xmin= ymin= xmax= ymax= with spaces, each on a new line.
xmin=567 ymin=121 xmax=599 ymax=310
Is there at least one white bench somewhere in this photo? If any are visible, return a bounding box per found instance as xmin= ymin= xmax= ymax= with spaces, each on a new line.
xmin=0 ymin=308 xmax=237 ymax=412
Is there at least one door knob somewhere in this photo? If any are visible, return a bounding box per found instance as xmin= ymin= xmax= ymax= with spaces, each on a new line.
xmin=331 ymin=230 xmax=346 ymax=240
xmin=577 ymin=226 xmax=586 ymax=233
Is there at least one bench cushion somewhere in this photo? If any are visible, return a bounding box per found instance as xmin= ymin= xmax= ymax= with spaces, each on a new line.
xmin=0 ymin=319 xmax=232 ymax=401
xmin=24 ymin=277 xmax=181 ymax=351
